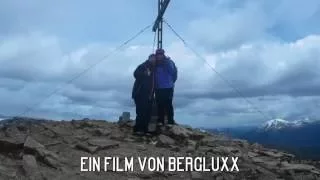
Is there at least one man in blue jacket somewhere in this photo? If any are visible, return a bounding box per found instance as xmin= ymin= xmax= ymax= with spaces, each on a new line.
xmin=154 ymin=49 xmax=178 ymax=125
xmin=132 ymin=54 xmax=156 ymax=135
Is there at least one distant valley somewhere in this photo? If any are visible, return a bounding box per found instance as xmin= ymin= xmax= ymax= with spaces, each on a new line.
xmin=0 ymin=114 xmax=8 ymax=120
xmin=205 ymin=118 xmax=320 ymax=160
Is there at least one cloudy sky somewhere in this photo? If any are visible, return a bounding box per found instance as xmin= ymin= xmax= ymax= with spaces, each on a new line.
xmin=1 ymin=0 xmax=320 ymax=128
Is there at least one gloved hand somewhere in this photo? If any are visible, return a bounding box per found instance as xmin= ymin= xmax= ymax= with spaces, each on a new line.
xmin=145 ymin=68 xmax=151 ymax=76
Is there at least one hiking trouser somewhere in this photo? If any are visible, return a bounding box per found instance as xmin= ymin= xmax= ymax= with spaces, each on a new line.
xmin=134 ymin=97 xmax=153 ymax=133
xmin=155 ymin=88 xmax=174 ymax=124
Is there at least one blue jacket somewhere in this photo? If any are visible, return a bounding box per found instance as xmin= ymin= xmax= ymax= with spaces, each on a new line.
xmin=155 ymin=58 xmax=177 ymax=89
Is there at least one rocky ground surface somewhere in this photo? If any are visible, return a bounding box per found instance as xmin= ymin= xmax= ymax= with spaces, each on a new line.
xmin=0 ymin=117 xmax=320 ymax=180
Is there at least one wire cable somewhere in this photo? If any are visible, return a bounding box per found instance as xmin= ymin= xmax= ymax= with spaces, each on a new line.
xmin=152 ymin=31 xmax=157 ymax=53
xmin=18 ymin=24 xmax=152 ymax=117
xmin=163 ymin=20 xmax=272 ymax=120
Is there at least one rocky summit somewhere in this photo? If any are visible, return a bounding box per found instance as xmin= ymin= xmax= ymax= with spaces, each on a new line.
xmin=0 ymin=117 xmax=320 ymax=180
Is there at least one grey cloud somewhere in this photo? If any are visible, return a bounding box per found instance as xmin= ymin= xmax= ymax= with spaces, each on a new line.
xmin=1 ymin=33 xmax=320 ymax=128
xmin=0 ymin=77 xmax=26 ymax=91
xmin=187 ymin=1 xmax=272 ymax=51
xmin=176 ymin=96 xmax=320 ymax=128
xmin=174 ymin=35 xmax=320 ymax=102
xmin=187 ymin=0 xmax=320 ymax=52
xmin=0 ymin=0 xmax=156 ymax=42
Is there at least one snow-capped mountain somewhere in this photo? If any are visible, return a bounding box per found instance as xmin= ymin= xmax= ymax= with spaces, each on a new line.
xmin=0 ymin=114 xmax=9 ymax=121
xmin=214 ymin=118 xmax=320 ymax=159
xmin=261 ymin=118 xmax=290 ymax=130
xmin=260 ymin=118 xmax=316 ymax=131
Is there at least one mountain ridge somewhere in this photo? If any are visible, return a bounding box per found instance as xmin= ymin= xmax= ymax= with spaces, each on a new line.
xmin=0 ymin=116 xmax=319 ymax=179
xmin=259 ymin=118 xmax=320 ymax=131
xmin=210 ymin=118 xmax=320 ymax=161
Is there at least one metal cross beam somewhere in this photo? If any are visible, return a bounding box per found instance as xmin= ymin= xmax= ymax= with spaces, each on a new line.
xmin=152 ymin=0 xmax=171 ymax=32
xmin=152 ymin=0 xmax=171 ymax=49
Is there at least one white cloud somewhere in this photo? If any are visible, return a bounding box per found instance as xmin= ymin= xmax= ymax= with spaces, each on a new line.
xmin=1 ymin=31 xmax=320 ymax=127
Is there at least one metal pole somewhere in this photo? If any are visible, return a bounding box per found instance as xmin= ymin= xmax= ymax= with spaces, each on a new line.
xmin=153 ymin=0 xmax=170 ymax=49
xmin=157 ymin=0 xmax=163 ymax=49
xmin=152 ymin=0 xmax=170 ymax=32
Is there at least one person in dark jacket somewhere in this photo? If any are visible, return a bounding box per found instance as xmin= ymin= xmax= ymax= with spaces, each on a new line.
xmin=132 ymin=54 xmax=156 ymax=135
xmin=154 ymin=49 xmax=178 ymax=125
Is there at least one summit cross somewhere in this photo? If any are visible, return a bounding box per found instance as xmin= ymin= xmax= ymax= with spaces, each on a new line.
xmin=152 ymin=0 xmax=171 ymax=49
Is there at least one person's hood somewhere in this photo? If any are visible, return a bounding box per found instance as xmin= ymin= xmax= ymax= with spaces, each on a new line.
xmin=156 ymin=57 xmax=170 ymax=66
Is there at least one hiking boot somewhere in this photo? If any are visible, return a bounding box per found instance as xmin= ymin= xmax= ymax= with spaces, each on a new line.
xmin=144 ymin=132 xmax=153 ymax=137
xmin=145 ymin=130 xmax=158 ymax=136
xmin=133 ymin=131 xmax=144 ymax=136
xmin=167 ymin=120 xmax=177 ymax=125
